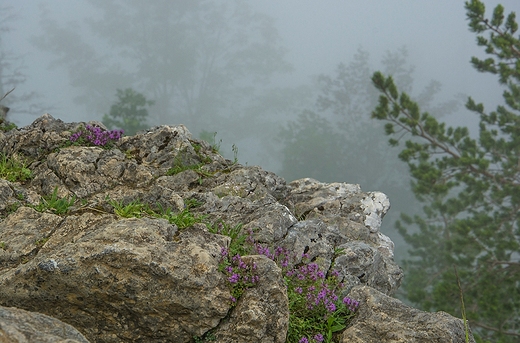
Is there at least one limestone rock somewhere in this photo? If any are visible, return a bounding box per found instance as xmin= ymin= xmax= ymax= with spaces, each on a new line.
xmin=0 ymin=213 xmax=231 ymax=342
xmin=0 ymin=305 xmax=90 ymax=343
xmin=0 ymin=113 xmax=474 ymax=342
xmin=342 ymin=285 xmax=475 ymax=343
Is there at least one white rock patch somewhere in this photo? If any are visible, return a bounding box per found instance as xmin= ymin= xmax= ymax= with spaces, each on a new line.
xmin=360 ymin=192 xmax=390 ymax=233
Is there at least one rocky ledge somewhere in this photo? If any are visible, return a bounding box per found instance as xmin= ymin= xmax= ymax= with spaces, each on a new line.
xmin=0 ymin=114 xmax=474 ymax=342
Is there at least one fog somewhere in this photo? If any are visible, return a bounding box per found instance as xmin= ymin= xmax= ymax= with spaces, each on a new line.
xmin=2 ymin=0 xmax=517 ymax=268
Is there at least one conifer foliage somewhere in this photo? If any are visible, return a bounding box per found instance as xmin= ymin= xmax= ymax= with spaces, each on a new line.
xmin=371 ymin=1 xmax=519 ymax=341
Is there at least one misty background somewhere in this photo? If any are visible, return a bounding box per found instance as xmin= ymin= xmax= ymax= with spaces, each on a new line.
xmin=2 ymin=0 xmax=516 ymax=297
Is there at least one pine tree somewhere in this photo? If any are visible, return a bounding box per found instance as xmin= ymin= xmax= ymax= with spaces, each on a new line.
xmin=371 ymin=1 xmax=519 ymax=341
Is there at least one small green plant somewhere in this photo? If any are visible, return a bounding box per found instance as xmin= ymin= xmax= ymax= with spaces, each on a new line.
xmin=108 ymin=198 xmax=146 ymax=218
xmin=0 ymin=241 xmax=6 ymax=250
xmin=454 ymin=266 xmax=471 ymax=343
xmin=231 ymin=143 xmax=239 ymax=164
xmin=166 ymin=155 xmax=214 ymax=185
xmin=199 ymin=130 xmax=222 ymax=153
xmin=0 ymin=88 xmax=17 ymax=132
xmin=208 ymin=221 xmax=254 ymax=258
xmin=33 ymin=187 xmax=76 ymax=215
xmin=184 ymin=198 xmax=203 ymax=209
xmin=153 ymin=205 xmax=206 ymax=229
xmin=124 ymin=149 xmax=135 ymax=159
xmin=35 ymin=237 xmax=49 ymax=247
xmin=0 ymin=153 xmax=32 ymax=182
xmin=107 ymin=197 xmax=206 ymax=229
xmin=193 ymin=330 xmax=217 ymax=342
xmin=212 ymin=222 xmax=359 ymax=341
xmin=166 ymin=161 xmax=205 ymax=176
xmin=1 ymin=202 xmax=21 ymax=218
xmin=0 ymin=121 xmax=16 ymax=132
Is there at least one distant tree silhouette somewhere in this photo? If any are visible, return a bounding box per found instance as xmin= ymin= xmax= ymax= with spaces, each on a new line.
xmin=34 ymin=0 xmax=291 ymax=133
xmin=0 ymin=5 xmax=43 ymax=120
xmin=102 ymin=88 xmax=153 ymax=136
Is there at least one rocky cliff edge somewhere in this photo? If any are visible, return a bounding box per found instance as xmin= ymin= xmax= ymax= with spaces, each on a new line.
xmin=0 ymin=114 xmax=474 ymax=342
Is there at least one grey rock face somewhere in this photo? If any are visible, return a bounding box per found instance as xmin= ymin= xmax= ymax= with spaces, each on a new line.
xmin=0 ymin=114 xmax=473 ymax=342
xmin=342 ymin=286 xmax=476 ymax=343
xmin=0 ymin=305 xmax=90 ymax=343
xmin=1 ymin=212 xmax=231 ymax=342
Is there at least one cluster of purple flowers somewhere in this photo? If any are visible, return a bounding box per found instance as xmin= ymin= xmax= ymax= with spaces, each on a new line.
xmin=255 ymin=244 xmax=290 ymax=268
xmin=219 ymin=247 xmax=259 ymax=304
xmin=286 ymin=260 xmax=340 ymax=312
xmin=219 ymin=238 xmax=360 ymax=342
xmin=69 ymin=125 xmax=124 ymax=147
xmin=254 ymin=247 xmax=359 ymax=343
xmin=299 ymin=334 xmax=324 ymax=343
xmin=343 ymin=296 xmax=360 ymax=312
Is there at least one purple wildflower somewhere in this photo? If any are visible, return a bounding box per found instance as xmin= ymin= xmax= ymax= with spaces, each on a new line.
xmin=220 ymin=247 xmax=229 ymax=257
xmin=326 ymin=301 xmax=336 ymax=312
xmin=69 ymin=125 xmax=123 ymax=147
xmin=351 ymin=300 xmax=360 ymax=311
xmin=232 ymin=254 xmax=241 ymax=263
xmin=69 ymin=132 xmax=82 ymax=142
xmin=228 ymin=273 xmax=240 ymax=283
xmin=299 ymin=337 xmax=309 ymax=343
xmin=256 ymin=244 xmax=274 ymax=259
xmin=313 ymin=334 xmax=324 ymax=342
xmin=343 ymin=297 xmax=360 ymax=311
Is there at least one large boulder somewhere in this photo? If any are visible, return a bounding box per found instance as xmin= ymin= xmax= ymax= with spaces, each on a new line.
xmin=0 ymin=305 xmax=89 ymax=343
xmin=342 ymin=286 xmax=476 ymax=343
xmin=0 ymin=114 xmax=473 ymax=342
xmin=1 ymin=211 xmax=231 ymax=342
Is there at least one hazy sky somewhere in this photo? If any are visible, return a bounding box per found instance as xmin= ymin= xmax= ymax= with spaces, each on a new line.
xmin=4 ymin=0 xmax=518 ymax=127
xmin=252 ymin=0 xmax=517 ymax=126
